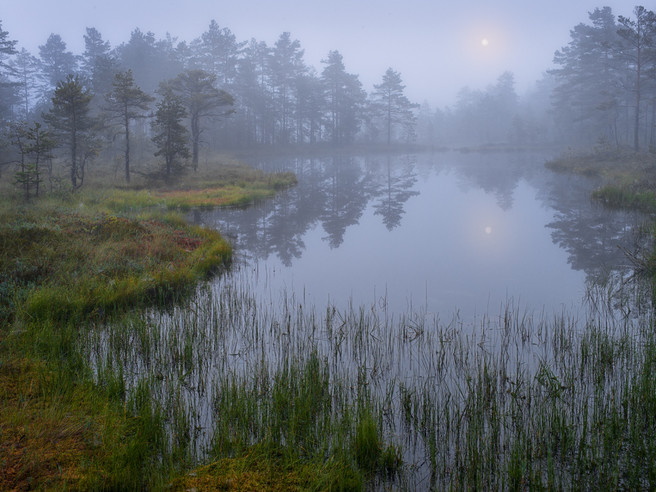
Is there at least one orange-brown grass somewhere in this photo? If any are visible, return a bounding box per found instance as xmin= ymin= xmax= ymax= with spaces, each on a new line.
xmin=0 ymin=358 xmax=90 ymax=490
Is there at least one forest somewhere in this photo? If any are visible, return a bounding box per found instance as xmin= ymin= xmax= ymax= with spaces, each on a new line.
xmin=0 ymin=5 xmax=655 ymax=194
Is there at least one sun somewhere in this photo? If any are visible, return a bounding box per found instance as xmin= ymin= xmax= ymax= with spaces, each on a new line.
xmin=481 ymin=38 xmax=490 ymax=47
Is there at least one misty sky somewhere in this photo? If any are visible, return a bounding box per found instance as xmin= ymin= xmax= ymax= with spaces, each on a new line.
xmin=2 ymin=0 xmax=637 ymax=106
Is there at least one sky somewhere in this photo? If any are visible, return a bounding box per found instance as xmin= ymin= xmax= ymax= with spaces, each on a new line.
xmin=1 ymin=0 xmax=638 ymax=107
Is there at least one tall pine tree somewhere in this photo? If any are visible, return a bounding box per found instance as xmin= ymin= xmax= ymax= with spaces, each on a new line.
xmin=105 ymin=70 xmax=154 ymax=183
xmin=43 ymin=75 xmax=96 ymax=190
xmin=371 ymin=68 xmax=417 ymax=145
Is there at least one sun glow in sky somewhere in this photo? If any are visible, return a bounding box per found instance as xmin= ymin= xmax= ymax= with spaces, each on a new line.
xmin=1 ymin=0 xmax=637 ymax=107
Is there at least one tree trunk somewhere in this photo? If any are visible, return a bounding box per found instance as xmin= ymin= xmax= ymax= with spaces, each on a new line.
xmin=191 ymin=112 xmax=199 ymax=171
xmin=124 ymin=109 xmax=131 ymax=183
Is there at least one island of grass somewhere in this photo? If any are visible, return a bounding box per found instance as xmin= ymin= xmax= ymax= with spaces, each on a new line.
xmin=546 ymin=148 xmax=656 ymax=213
xmin=0 ymin=161 xmax=297 ymax=490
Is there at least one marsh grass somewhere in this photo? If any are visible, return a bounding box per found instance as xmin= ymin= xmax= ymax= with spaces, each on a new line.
xmin=74 ymin=263 xmax=656 ymax=490
xmin=0 ymin=160 xmax=298 ymax=489
xmin=0 ymin=208 xmax=231 ymax=325
xmin=86 ymin=162 xmax=297 ymax=214
xmin=593 ymin=184 xmax=656 ymax=214
xmin=6 ymin=155 xmax=656 ymax=488
xmin=546 ymin=148 xmax=656 ymax=214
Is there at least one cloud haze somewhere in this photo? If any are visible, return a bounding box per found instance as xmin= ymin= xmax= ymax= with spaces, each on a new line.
xmin=2 ymin=0 xmax=636 ymax=106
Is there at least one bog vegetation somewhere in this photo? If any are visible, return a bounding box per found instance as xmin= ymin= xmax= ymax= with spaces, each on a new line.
xmin=2 ymin=3 xmax=656 ymax=491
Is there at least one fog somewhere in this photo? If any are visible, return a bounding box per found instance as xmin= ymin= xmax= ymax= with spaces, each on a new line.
xmin=5 ymin=2 xmax=656 ymax=489
xmin=2 ymin=0 xmax=635 ymax=106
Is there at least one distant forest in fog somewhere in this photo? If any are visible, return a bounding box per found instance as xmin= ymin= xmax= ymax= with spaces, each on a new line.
xmin=0 ymin=5 xmax=654 ymax=188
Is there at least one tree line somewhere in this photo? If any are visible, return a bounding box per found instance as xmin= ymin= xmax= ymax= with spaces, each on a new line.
xmin=549 ymin=6 xmax=656 ymax=151
xmin=0 ymin=20 xmax=421 ymax=194
xmin=410 ymin=5 xmax=656 ymax=152
xmin=0 ymin=5 xmax=654 ymax=195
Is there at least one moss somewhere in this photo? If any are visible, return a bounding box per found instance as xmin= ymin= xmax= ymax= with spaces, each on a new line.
xmin=0 ymin=210 xmax=231 ymax=324
xmin=0 ymin=161 xmax=295 ymax=490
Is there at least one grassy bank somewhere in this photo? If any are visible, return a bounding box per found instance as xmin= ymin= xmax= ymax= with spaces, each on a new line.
xmin=0 ymin=162 xmax=298 ymax=489
xmin=546 ymin=148 xmax=656 ymax=213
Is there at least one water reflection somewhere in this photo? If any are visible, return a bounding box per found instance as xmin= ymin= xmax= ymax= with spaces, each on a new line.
xmin=540 ymin=170 xmax=645 ymax=276
xmin=91 ymin=151 xmax=655 ymax=488
xmin=191 ymin=151 xmax=648 ymax=317
xmin=371 ymin=154 xmax=419 ymax=230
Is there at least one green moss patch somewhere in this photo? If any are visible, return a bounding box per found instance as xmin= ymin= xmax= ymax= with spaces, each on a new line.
xmin=0 ymin=210 xmax=231 ymax=325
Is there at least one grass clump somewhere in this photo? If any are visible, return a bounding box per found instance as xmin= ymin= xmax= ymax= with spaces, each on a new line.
xmin=0 ymin=208 xmax=231 ymax=324
xmin=94 ymin=163 xmax=297 ymax=213
xmin=205 ymin=352 xmax=399 ymax=490
xmin=592 ymin=185 xmax=656 ymax=214
xmin=546 ymin=148 xmax=656 ymax=213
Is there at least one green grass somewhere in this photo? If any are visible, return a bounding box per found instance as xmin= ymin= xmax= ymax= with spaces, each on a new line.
xmin=546 ymin=148 xmax=656 ymax=213
xmin=0 ymin=207 xmax=231 ymax=325
xmin=0 ymin=160 xmax=296 ymax=490
xmin=592 ymin=185 xmax=656 ymax=214
xmin=94 ymin=166 xmax=296 ymax=213
xmin=79 ymin=263 xmax=656 ymax=490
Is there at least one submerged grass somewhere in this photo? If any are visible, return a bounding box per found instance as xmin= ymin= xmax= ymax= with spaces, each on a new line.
xmin=80 ymin=263 xmax=656 ymax=490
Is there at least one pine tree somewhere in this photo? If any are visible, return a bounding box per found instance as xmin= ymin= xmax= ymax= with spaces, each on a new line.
xmin=9 ymin=49 xmax=39 ymax=120
xmin=43 ymin=75 xmax=96 ymax=190
xmin=617 ymin=6 xmax=656 ymax=151
xmin=190 ymin=20 xmax=245 ymax=86
xmin=152 ymin=87 xmax=190 ymax=179
xmin=105 ymin=70 xmax=154 ymax=182
xmin=321 ymin=50 xmax=365 ymax=145
xmin=371 ymin=68 xmax=417 ymax=145
xmin=269 ymin=32 xmax=306 ymax=144
xmin=82 ymin=27 xmax=116 ymax=98
xmin=11 ymin=121 xmax=54 ymax=200
xmin=38 ymin=34 xmax=76 ymax=98
xmin=0 ymin=21 xmax=18 ymax=124
xmin=169 ymin=69 xmax=233 ymax=170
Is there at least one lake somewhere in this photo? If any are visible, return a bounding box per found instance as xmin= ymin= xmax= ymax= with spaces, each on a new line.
xmin=87 ymin=150 xmax=655 ymax=489
xmin=192 ymin=150 xmax=644 ymax=322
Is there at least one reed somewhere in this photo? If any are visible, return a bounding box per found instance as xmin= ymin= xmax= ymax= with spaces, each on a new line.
xmin=71 ymin=265 xmax=656 ymax=489
xmin=5 ymin=164 xmax=656 ymax=488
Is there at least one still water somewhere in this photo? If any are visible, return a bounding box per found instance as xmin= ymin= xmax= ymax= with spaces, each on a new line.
xmin=193 ymin=151 xmax=644 ymax=321
xmin=85 ymin=150 xmax=652 ymax=488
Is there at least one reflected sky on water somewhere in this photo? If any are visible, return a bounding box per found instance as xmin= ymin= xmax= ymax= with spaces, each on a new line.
xmin=192 ymin=151 xmax=646 ymax=320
